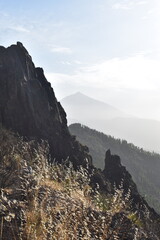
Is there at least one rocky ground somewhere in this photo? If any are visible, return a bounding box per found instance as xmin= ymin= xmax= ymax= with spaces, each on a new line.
xmin=0 ymin=128 xmax=160 ymax=240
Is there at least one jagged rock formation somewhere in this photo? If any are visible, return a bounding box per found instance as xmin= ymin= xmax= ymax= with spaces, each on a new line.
xmin=0 ymin=42 xmax=91 ymax=167
xmin=103 ymin=149 xmax=144 ymax=208
xmin=103 ymin=149 xmax=141 ymax=200
xmin=69 ymin=123 xmax=160 ymax=213
xmin=103 ymin=149 xmax=138 ymax=195
xmin=1 ymin=42 xmax=160 ymax=239
xmin=103 ymin=149 xmax=160 ymax=237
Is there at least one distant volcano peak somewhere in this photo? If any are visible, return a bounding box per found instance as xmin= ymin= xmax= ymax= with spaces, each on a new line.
xmin=61 ymin=92 xmax=127 ymax=123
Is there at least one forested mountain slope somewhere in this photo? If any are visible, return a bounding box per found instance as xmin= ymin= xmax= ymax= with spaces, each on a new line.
xmin=69 ymin=123 xmax=160 ymax=213
xmin=62 ymin=92 xmax=160 ymax=153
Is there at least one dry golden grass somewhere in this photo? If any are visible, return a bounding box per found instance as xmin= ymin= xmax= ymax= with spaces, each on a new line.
xmin=40 ymin=179 xmax=64 ymax=191
xmin=0 ymin=127 xmax=159 ymax=240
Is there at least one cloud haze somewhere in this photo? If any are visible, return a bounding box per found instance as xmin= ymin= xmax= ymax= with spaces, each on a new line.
xmin=47 ymin=54 xmax=160 ymax=91
xmin=46 ymin=54 xmax=160 ymax=120
xmin=112 ymin=0 xmax=148 ymax=10
xmin=0 ymin=0 xmax=160 ymax=120
xmin=51 ymin=47 xmax=72 ymax=54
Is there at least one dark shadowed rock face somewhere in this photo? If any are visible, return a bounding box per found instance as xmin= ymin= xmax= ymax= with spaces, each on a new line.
xmin=103 ymin=149 xmax=160 ymax=224
xmin=0 ymin=42 xmax=91 ymax=166
xmin=103 ymin=149 xmax=138 ymax=195
xmin=103 ymin=149 xmax=144 ymax=206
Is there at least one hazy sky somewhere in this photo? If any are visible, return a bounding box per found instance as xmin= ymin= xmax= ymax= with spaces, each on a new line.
xmin=1 ymin=0 xmax=160 ymax=120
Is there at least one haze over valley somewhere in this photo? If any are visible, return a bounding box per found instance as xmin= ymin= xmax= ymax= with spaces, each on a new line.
xmin=62 ymin=92 xmax=160 ymax=153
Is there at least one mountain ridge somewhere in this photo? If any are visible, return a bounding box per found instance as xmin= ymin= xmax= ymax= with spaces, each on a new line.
xmin=69 ymin=123 xmax=160 ymax=212
xmin=62 ymin=92 xmax=121 ymax=110
xmin=62 ymin=92 xmax=160 ymax=153
xmin=0 ymin=42 xmax=92 ymax=167
xmin=0 ymin=42 xmax=160 ymax=239
xmin=61 ymin=91 xmax=130 ymax=121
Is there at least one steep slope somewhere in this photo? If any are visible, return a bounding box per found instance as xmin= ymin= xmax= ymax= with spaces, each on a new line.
xmin=62 ymin=92 xmax=160 ymax=153
xmin=69 ymin=123 xmax=160 ymax=212
xmin=1 ymin=43 xmax=160 ymax=239
xmin=0 ymin=42 xmax=91 ymax=167
xmin=0 ymin=127 xmax=160 ymax=240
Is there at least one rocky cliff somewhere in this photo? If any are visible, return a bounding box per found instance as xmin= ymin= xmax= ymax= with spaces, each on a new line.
xmin=0 ymin=42 xmax=160 ymax=239
xmin=103 ymin=149 xmax=138 ymax=195
xmin=103 ymin=150 xmax=158 ymax=213
xmin=0 ymin=42 xmax=91 ymax=167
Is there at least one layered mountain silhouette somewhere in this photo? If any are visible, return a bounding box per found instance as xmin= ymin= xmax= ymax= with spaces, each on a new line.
xmin=0 ymin=42 xmax=160 ymax=239
xmin=69 ymin=123 xmax=160 ymax=213
xmin=62 ymin=92 xmax=160 ymax=153
xmin=61 ymin=92 xmax=129 ymax=121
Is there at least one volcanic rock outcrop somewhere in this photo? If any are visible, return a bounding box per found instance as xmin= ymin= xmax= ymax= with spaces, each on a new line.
xmin=103 ymin=149 xmax=160 ymax=228
xmin=1 ymin=42 xmax=160 ymax=239
xmin=0 ymin=42 xmax=91 ymax=167
xmin=103 ymin=149 xmax=138 ymax=194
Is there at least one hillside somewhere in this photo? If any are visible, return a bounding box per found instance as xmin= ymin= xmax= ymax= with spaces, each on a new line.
xmin=62 ymin=92 xmax=160 ymax=153
xmin=0 ymin=42 xmax=160 ymax=239
xmin=1 ymin=127 xmax=160 ymax=240
xmin=69 ymin=123 xmax=160 ymax=213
